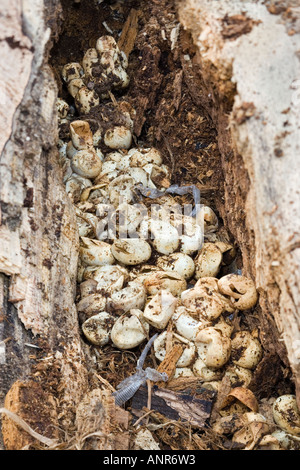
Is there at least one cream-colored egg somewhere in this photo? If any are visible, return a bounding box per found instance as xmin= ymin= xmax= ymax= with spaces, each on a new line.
xmin=80 ymin=237 xmax=115 ymax=266
xmin=231 ymin=331 xmax=263 ymax=369
xmin=71 ymin=149 xmax=102 ymax=179
xmin=144 ymin=271 xmax=187 ymax=297
xmin=143 ymin=290 xmax=177 ymax=329
xmin=109 ymin=280 xmax=146 ymax=313
xmin=154 ymin=331 xmax=196 ymax=367
xmin=196 ymin=327 xmax=231 ymax=369
xmin=82 ymin=311 xmax=115 ymax=346
xmin=157 ymin=253 xmax=195 ymax=280
xmin=111 ymin=238 xmax=152 ymax=266
xmin=111 ymin=309 xmax=149 ymax=350
xmin=104 ymin=126 xmax=132 ymax=150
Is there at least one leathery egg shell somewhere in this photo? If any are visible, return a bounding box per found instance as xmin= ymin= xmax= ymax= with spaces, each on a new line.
xmin=193 ymin=358 xmax=222 ymax=382
xmin=111 ymin=238 xmax=152 ymax=266
xmin=104 ymin=126 xmax=132 ymax=150
xmin=80 ymin=237 xmax=115 ymax=266
xmin=149 ymin=219 xmax=179 ymax=255
xmin=172 ymin=306 xmax=208 ymax=341
xmin=156 ymin=253 xmax=195 ymax=280
xmin=82 ymin=311 xmax=115 ymax=346
xmin=196 ymin=327 xmax=231 ymax=369
xmin=144 ymin=271 xmax=187 ymax=297
xmin=154 ymin=331 xmax=196 ymax=367
xmin=142 ymin=290 xmax=178 ymax=329
xmin=111 ymin=309 xmax=149 ymax=350
xmin=272 ymin=395 xmax=300 ymax=436
xmin=231 ymin=331 xmax=263 ymax=369
xmin=71 ymin=149 xmax=102 ymax=179
xmin=109 ymin=280 xmax=146 ymax=313
xmin=194 ymin=243 xmax=223 ymax=279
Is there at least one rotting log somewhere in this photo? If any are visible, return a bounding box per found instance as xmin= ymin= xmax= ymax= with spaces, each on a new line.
xmin=0 ymin=0 xmax=94 ymax=449
xmin=178 ymin=0 xmax=300 ymax=406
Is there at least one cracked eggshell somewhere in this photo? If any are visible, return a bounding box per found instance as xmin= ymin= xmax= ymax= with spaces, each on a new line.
xmin=126 ymin=167 xmax=149 ymax=187
xmin=128 ymin=147 xmax=163 ymax=167
xmin=108 ymin=175 xmax=135 ymax=206
xmin=231 ymin=331 xmax=263 ymax=369
xmin=71 ymin=149 xmax=102 ymax=179
xmin=175 ymin=215 xmax=203 ymax=255
xmin=75 ymin=87 xmax=100 ymax=114
xmin=109 ymin=280 xmax=146 ymax=313
xmin=66 ymin=141 xmax=78 ymax=159
xmin=76 ymin=211 xmax=98 ymax=237
xmin=143 ymin=290 xmax=178 ymax=329
xmin=62 ymin=62 xmax=83 ymax=83
xmin=91 ymin=265 xmax=128 ymax=295
xmin=224 ymin=365 xmax=253 ymax=388
xmin=70 ymin=120 xmax=94 ymax=150
xmin=154 ymin=331 xmax=196 ymax=367
xmin=111 ymin=238 xmax=152 ymax=266
xmin=104 ymin=126 xmax=132 ymax=150
xmin=196 ymin=327 xmax=231 ymax=369
xmin=199 ymin=205 xmax=218 ymax=234
xmin=77 ymin=293 xmax=107 ymax=319
xmin=218 ymin=274 xmax=258 ymax=311
xmin=156 ymin=253 xmax=195 ymax=280
xmin=65 ymin=174 xmax=92 ymax=202
xmin=144 ymin=271 xmax=187 ymax=297
xmin=181 ymin=286 xmax=225 ymax=321
xmin=195 ymin=243 xmax=223 ymax=279
xmin=111 ymin=309 xmax=149 ymax=350
xmin=193 ymin=358 xmax=222 ymax=382
xmin=174 ymin=368 xmax=195 ymax=378
xmin=82 ymin=47 xmax=99 ymax=77
xmin=149 ymin=219 xmax=179 ymax=255
xmin=68 ymin=78 xmax=86 ymax=98
xmin=273 ymin=395 xmax=300 ymax=436
xmin=80 ymin=237 xmax=115 ymax=266
xmin=82 ymin=311 xmax=115 ymax=346
xmin=56 ymin=98 xmax=69 ymax=119
xmin=172 ymin=306 xmax=209 ymax=342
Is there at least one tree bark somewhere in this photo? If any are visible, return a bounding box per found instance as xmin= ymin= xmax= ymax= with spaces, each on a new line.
xmin=178 ymin=0 xmax=300 ymax=405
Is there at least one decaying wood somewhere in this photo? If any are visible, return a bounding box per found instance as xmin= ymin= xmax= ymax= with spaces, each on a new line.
xmin=178 ymin=0 xmax=300 ymax=405
xmin=156 ymin=344 xmax=183 ymax=387
xmin=118 ymin=8 xmax=140 ymax=57
xmin=132 ymin=385 xmax=215 ymax=429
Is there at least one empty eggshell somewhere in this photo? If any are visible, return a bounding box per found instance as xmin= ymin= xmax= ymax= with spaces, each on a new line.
xmin=196 ymin=327 xmax=231 ymax=369
xmin=174 ymin=368 xmax=195 ymax=378
xmin=111 ymin=238 xmax=152 ymax=266
xmin=154 ymin=331 xmax=196 ymax=367
xmin=108 ymin=175 xmax=135 ymax=206
xmin=273 ymin=395 xmax=300 ymax=436
xmin=218 ymin=274 xmax=258 ymax=311
xmin=149 ymin=219 xmax=179 ymax=255
xmin=194 ymin=243 xmax=223 ymax=279
xmin=70 ymin=120 xmax=94 ymax=150
xmin=71 ymin=149 xmax=102 ymax=179
xmin=82 ymin=48 xmax=99 ymax=77
xmin=193 ymin=357 xmax=222 ymax=381
xmin=143 ymin=290 xmax=178 ymax=329
xmin=104 ymin=126 xmax=132 ymax=150
xmin=177 ymin=215 xmax=203 ymax=255
xmin=80 ymin=237 xmax=115 ymax=266
xmin=75 ymin=87 xmax=100 ymax=114
xmin=82 ymin=311 xmax=115 ymax=346
xmin=68 ymin=78 xmax=86 ymax=98
xmin=111 ymin=309 xmax=149 ymax=350
xmin=172 ymin=306 xmax=209 ymax=341
xmin=156 ymin=253 xmax=195 ymax=280
xmin=144 ymin=271 xmax=187 ymax=297
xmin=56 ymin=98 xmax=69 ymax=119
xmin=109 ymin=280 xmax=146 ymax=313
xmin=231 ymin=331 xmax=263 ymax=369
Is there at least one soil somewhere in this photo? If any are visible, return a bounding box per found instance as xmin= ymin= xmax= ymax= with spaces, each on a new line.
xmin=45 ymin=0 xmax=294 ymax=450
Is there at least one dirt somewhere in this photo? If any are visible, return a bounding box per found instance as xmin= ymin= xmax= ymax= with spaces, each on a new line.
xmin=44 ymin=0 xmax=295 ymax=450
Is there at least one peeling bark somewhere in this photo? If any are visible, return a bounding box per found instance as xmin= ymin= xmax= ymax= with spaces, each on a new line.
xmin=178 ymin=0 xmax=300 ymax=404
